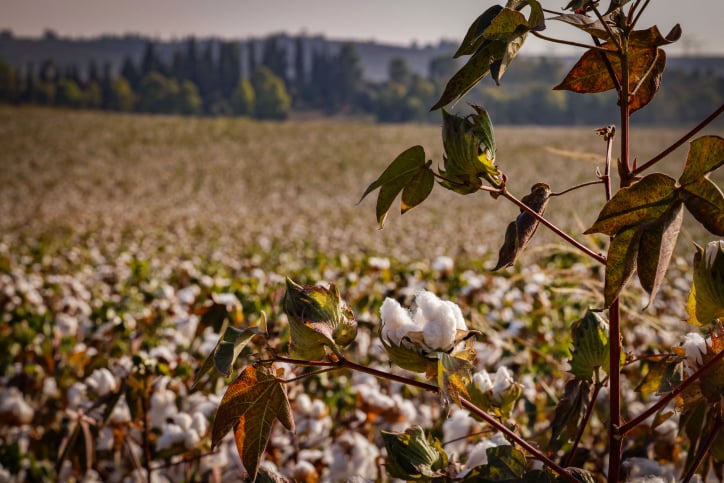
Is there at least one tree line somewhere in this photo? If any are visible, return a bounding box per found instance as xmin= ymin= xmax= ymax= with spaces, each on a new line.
xmin=0 ymin=34 xmax=721 ymax=125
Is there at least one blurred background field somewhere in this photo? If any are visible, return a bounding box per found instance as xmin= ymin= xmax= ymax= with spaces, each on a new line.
xmin=2 ymin=105 xmax=720 ymax=266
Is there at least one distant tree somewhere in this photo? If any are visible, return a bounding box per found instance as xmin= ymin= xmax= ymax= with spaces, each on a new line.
xmin=184 ymin=37 xmax=199 ymax=85
xmin=388 ymin=57 xmax=411 ymax=85
xmin=109 ymin=76 xmax=135 ymax=111
xmin=171 ymin=50 xmax=186 ymax=81
xmin=293 ymin=36 xmax=306 ymax=89
xmin=87 ymin=60 xmax=100 ymax=88
xmin=55 ymin=78 xmax=84 ymax=108
xmin=197 ymin=42 xmax=219 ymax=107
xmin=38 ymin=59 xmax=57 ymax=84
xmin=251 ymin=66 xmax=290 ymax=120
xmin=261 ymin=36 xmax=288 ymax=85
xmin=0 ymin=58 xmax=18 ymax=103
xmin=177 ymin=80 xmax=202 ymax=115
xmin=247 ymin=40 xmax=257 ymax=78
xmin=84 ymin=81 xmax=103 ymax=109
xmin=231 ymin=79 xmax=255 ymax=116
xmin=428 ymin=56 xmax=458 ymax=83
xmin=218 ymin=41 xmax=241 ymax=98
xmin=100 ymin=62 xmax=113 ymax=108
xmin=140 ymin=41 xmax=163 ymax=76
xmin=120 ymin=56 xmax=141 ymax=91
xmin=138 ymin=71 xmax=179 ymax=113
xmin=335 ymin=43 xmax=364 ymax=110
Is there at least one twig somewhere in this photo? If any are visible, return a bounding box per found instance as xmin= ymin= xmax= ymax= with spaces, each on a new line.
xmin=619 ymin=345 xmax=724 ymax=434
xmin=631 ymin=103 xmax=724 ymax=176
xmin=681 ymin=412 xmax=723 ymax=483
xmin=531 ymin=31 xmax=610 ymax=53
xmin=629 ymin=0 xmax=652 ymax=31
xmin=502 ymin=189 xmax=606 ymax=264
xmin=275 ymin=354 xmax=577 ymax=482
xmin=595 ymin=125 xmax=616 ymax=200
xmin=564 ymin=381 xmax=603 ymax=468
xmin=608 ymin=298 xmax=623 ymax=482
xmin=590 ymin=2 xmax=623 ymax=52
xmin=550 ymin=180 xmax=603 ymax=197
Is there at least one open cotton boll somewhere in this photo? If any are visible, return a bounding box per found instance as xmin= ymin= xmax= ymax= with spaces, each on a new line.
xmin=380 ymin=297 xmax=420 ymax=345
xmin=682 ymin=332 xmax=706 ymax=368
xmin=492 ymin=366 xmax=515 ymax=397
xmin=472 ymin=370 xmax=494 ymax=393
xmin=414 ymin=291 xmax=462 ymax=350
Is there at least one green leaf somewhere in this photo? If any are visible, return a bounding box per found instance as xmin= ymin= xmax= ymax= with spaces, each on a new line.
xmin=401 ymin=166 xmax=435 ymax=214
xmin=455 ymin=5 xmax=505 ymax=57
xmin=637 ymin=202 xmax=684 ymax=307
xmin=439 ymin=107 xmax=501 ymax=193
xmin=482 ymin=7 xmax=529 ymax=42
xmin=604 ymin=225 xmax=641 ymax=308
xmin=462 ymin=446 xmax=527 ymax=482
xmin=491 ymin=30 xmax=527 ymax=85
xmin=210 ymin=366 xmax=293 ymax=480
xmin=380 ymin=332 xmax=434 ymax=373
xmin=493 ymin=183 xmax=551 ymax=270
xmin=687 ymin=241 xmax=724 ymax=326
xmin=549 ymin=379 xmax=591 ymax=448
xmin=569 ymin=310 xmax=610 ymax=381
xmin=283 ymin=278 xmax=357 ymax=360
xmin=211 ymin=366 xmax=293 ymax=482
xmin=193 ymin=328 xmax=257 ymax=389
xmin=585 ymin=173 xmax=677 ymax=236
xmin=604 ymin=0 xmax=633 ymax=15
xmin=381 ymin=426 xmax=447 ymax=480
xmin=678 ymin=135 xmax=724 ymax=187
xmin=360 ymin=145 xmax=432 ymax=227
xmin=432 ymin=41 xmax=507 ymax=110
xmin=680 ymin=177 xmax=724 ymax=236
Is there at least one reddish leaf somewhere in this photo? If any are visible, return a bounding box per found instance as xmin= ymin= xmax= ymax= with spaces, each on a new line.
xmin=680 ymin=177 xmax=724 ymax=236
xmin=554 ymin=45 xmax=666 ymax=113
xmin=637 ymin=202 xmax=684 ymax=307
xmin=585 ymin=173 xmax=677 ymax=236
xmin=212 ymin=366 xmax=294 ymax=481
xmin=549 ymin=379 xmax=591 ymax=447
xmin=604 ymin=225 xmax=641 ymax=307
xmin=629 ymin=24 xmax=682 ymax=48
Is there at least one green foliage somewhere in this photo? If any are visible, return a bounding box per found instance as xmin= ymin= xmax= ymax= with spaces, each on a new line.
xmin=381 ymin=426 xmax=447 ymax=480
xmin=460 ymin=446 xmax=527 ymax=482
xmin=232 ymin=79 xmax=255 ymax=116
xmin=251 ymin=66 xmax=291 ymax=120
xmin=568 ymin=310 xmax=610 ymax=381
xmin=283 ymin=278 xmax=357 ymax=359
xmin=55 ymin=78 xmax=84 ymax=108
xmin=687 ymin=241 xmax=724 ymax=326
xmin=109 ymin=76 xmax=135 ymax=111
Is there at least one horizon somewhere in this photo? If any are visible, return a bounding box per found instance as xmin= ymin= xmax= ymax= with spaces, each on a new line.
xmin=2 ymin=0 xmax=723 ymax=56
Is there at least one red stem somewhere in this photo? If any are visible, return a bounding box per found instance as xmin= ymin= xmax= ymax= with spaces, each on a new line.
xmin=275 ymin=355 xmax=577 ymax=482
xmin=608 ymin=298 xmax=623 ymax=482
xmin=631 ymin=103 xmax=724 ymax=176
xmin=619 ymin=345 xmax=724 ymax=434
xmin=564 ymin=382 xmax=603 ymax=468
xmin=682 ymin=413 xmax=723 ymax=482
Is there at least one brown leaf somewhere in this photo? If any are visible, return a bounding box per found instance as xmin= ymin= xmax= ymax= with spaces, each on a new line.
xmin=637 ymin=202 xmax=684 ymax=307
xmin=212 ymin=366 xmax=294 ymax=481
xmin=549 ymin=379 xmax=591 ymax=448
xmin=554 ymin=45 xmax=667 ymax=113
xmin=493 ymin=183 xmax=551 ymax=270
xmin=679 ymin=135 xmax=724 ymax=188
xmin=699 ymin=322 xmax=724 ymax=404
xmin=604 ymin=225 xmax=641 ymax=307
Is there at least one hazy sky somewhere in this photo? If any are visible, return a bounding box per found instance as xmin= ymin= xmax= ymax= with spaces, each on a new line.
xmin=2 ymin=0 xmax=722 ymax=55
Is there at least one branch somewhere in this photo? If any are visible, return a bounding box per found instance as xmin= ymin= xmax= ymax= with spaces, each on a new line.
xmin=590 ymin=2 xmax=623 ymax=52
xmin=629 ymin=0 xmax=652 ymax=31
xmin=681 ymin=412 xmax=723 ymax=483
xmin=619 ymin=345 xmax=724 ymax=434
xmin=631 ymin=103 xmax=724 ymax=176
xmin=564 ymin=381 xmax=603 ymax=468
xmin=595 ymin=125 xmax=616 ymax=200
xmin=550 ymin=180 xmax=603 ymax=197
xmin=607 ymin=298 xmax=623 ymax=482
xmin=502 ymin=189 xmax=606 ymax=264
xmin=277 ymin=355 xmax=577 ymax=482
xmin=531 ymin=31 xmax=611 ymax=53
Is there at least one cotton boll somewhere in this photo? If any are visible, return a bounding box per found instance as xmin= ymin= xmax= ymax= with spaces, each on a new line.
xmin=328 ymin=432 xmax=380 ymax=481
xmin=155 ymin=422 xmax=185 ymax=452
xmin=380 ymin=297 xmax=419 ymax=345
xmin=85 ymin=368 xmax=118 ymax=397
xmin=492 ymin=366 xmax=514 ymax=398
xmin=682 ymin=332 xmax=706 ymax=368
xmin=0 ymin=387 xmax=34 ymax=424
xmin=443 ymin=407 xmax=477 ymax=456
xmin=472 ymin=370 xmax=493 ymax=393
xmin=415 ymin=291 xmax=464 ymax=350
